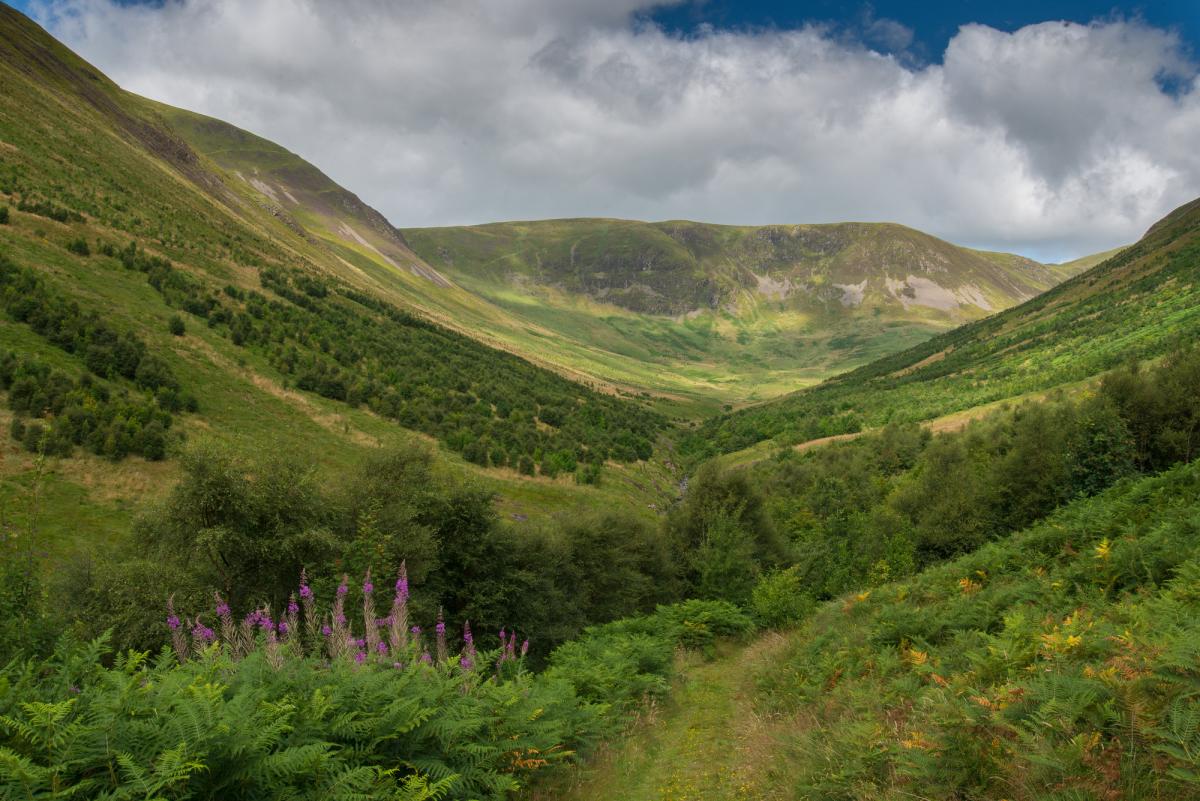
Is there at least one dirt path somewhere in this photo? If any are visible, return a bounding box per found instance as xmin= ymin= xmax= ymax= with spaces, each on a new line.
xmin=529 ymin=632 xmax=797 ymax=801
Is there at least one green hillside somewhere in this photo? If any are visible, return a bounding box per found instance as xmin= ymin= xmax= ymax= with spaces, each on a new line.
xmin=400 ymin=218 xmax=1087 ymax=411
xmin=546 ymin=460 xmax=1200 ymax=801
xmin=0 ymin=3 xmax=674 ymax=554
xmin=688 ymin=197 xmax=1200 ymax=459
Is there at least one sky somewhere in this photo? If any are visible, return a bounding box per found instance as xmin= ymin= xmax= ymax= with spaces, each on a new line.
xmin=13 ymin=0 xmax=1200 ymax=261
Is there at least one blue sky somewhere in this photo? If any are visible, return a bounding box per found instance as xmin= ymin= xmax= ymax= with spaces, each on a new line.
xmin=17 ymin=0 xmax=1200 ymax=260
xmin=647 ymin=1 xmax=1198 ymax=60
xmin=16 ymin=0 xmax=1195 ymax=57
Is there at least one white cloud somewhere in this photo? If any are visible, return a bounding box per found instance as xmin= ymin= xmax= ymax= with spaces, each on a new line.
xmin=29 ymin=0 xmax=1200 ymax=260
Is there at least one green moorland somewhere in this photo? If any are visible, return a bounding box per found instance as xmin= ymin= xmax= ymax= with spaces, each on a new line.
xmin=687 ymin=196 xmax=1200 ymax=460
xmin=145 ymin=101 xmax=1091 ymax=415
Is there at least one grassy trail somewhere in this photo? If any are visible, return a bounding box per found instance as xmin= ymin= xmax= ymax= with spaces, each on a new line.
xmin=530 ymin=632 xmax=799 ymax=801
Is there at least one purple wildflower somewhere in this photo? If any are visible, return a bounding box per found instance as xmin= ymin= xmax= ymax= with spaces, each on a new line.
xmin=216 ymin=599 xmax=230 ymax=617
xmin=411 ymin=625 xmax=422 ymax=636
xmin=377 ymin=641 xmax=388 ymax=654
xmin=337 ymin=576 xmax=348 ymax=597
xmin=167 ymin=615 xmax=180 ymax=630
xmin=435 ymin=609 xmax=448 ymax=664
xmin=354 ymin=651 xmax=366 ymax=664
xmin=395 ymin=562 xmax=409 ymax=602
xmin=322 ymin=624 xmax=332 ymax=636
xmin=192 ymin=620 xmax=215 ymax=642
xmin=460 ymin=620 xmax=476 ymax=671
xmin=420 ymin=651 xmax=433 ymax=665
xmin=521 ymin=639 xmax=529 ymax=657
xmin=288 ymin=599 xmax=299 ymax=615
xmin=278 ymin=621 xmax=289 ymax=635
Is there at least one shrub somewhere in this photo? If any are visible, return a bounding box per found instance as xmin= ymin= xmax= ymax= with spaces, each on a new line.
xmin=0 ymin=206 xmax=8 ymax=225
xmin=751 ymin=566 xmax=815 ymax=627
xmin=167 ymin=314 xmax=185 ymax=336
xmin=65 ymin=236 xmax=90 ymax=256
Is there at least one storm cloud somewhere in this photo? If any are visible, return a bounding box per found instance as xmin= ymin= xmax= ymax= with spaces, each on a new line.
xmin=29 ymin=0 xmax=1200 ymax=260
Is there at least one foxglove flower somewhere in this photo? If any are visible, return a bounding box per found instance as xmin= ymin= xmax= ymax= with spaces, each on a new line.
xmin=388 ymin=561 xmax=410 ymax=657
xmin=362 ymin=569 xmax=381 ymax=655
xmin=435 ymin=609 xmax=448 ymax=665
xmin=459 ymin=620 xmax=476 ymax=671
xmin=166 ymin=595 xmax=188 ymax=663
xmin=299 ymin=569 xmax=319 ymax=644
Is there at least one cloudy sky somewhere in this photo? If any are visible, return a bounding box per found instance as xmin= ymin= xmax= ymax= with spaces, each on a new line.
xmin=17 ymin=0 xmax=1200 ymax=261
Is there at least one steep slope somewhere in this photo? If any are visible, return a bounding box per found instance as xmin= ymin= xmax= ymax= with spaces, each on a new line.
xmin=0 ymin=4 xmax=672 ymax=552
xmin=688 ymin=196 xmax=1200 ymax=458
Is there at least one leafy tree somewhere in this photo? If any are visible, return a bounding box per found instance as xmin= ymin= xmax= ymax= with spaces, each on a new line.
xmin=667 ymin=463 xmax=784 ymax=602
xmin=134 ymin=441 xmax=336 ymax=605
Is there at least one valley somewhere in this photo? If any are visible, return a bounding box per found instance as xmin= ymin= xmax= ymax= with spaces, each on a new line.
xmin=1 ymin=3 xmax=1199 ymax=800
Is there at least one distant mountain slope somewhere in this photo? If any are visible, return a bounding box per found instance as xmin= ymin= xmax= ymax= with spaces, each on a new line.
xmin=405 ymin=218 xmax=1064 ymax=317
xmin=152 ymin=104 xmax=452 ymax=289
xmin=398 ymin=219 xmax=1090 ymax=411
xmin=687 ymin=197 xmax=1200 ymax=458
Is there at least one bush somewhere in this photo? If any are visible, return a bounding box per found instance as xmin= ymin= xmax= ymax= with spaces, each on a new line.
xmin=168 ymin=314 xmax=185 ymax=336
xmin=0 ymin=206 xmax=8 ymax=225
xmin=65 ymin=236 xmax=90 ymax=256
xmin=751 ymin=566 xmax=815 ymax=627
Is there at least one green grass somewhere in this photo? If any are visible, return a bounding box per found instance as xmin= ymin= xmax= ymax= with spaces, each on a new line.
xmin=530 ymin=635 xmax=796 ymax=801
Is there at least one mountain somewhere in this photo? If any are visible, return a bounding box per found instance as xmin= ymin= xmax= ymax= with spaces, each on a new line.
xmin=399 ymin=218 xmax=1089 ymax=410
xmin=688 ymin=195 xmax=1200 ymax=458
xmin=149 ymin=105 xmax=1090 ymax=413
xmin=404 ymin=218 xmax=1063 ymax=318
